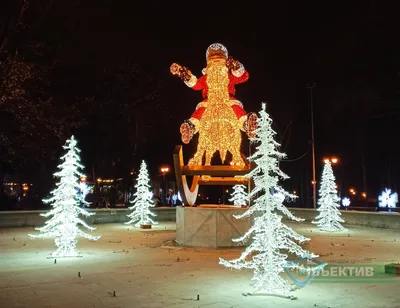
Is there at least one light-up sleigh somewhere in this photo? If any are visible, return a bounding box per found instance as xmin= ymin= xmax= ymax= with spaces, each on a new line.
xmin=173 ymin=145 xmax=251 ymax=206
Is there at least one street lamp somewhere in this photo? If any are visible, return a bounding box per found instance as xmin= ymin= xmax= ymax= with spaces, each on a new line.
xmin=361 ymin=192 xmax=367 ymax=199
xmin=160 ymin=166 xmax=170 ymax=205
xmin=306 ymin=82 xmax=317 ymax=208
xmin=323 ymin=157 xmax=339 ymax=165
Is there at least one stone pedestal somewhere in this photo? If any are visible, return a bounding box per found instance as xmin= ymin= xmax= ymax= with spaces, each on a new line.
xmin=176 ymin=205 xmax=252 ymax=248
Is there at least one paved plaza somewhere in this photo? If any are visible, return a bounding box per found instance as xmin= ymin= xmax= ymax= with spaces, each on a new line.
xmin=0 ymin=222 xmax=399 ymax=308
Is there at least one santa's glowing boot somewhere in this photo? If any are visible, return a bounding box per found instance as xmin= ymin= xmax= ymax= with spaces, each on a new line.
xmin=180 ymin=121 xmax=195 ymax=144
xmin=246 ymin=113 xmax=258 ymax=138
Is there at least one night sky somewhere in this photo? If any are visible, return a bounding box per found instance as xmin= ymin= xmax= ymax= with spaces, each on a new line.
xmin=1 ymin=1 xmax=399 ymax=201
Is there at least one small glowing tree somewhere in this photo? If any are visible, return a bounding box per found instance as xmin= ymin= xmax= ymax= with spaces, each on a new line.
xmin=378 ymin=188 xmax=398 ymax=209
xmin=78 ymin=181 xmax=92 ymax=207
xmin=219 ymin=103 xmax=323 ymax=298
xmin=229 ymin=184 xmax=247 ymax=207
xmin=126 ymin=160 xmax=157 ymax=227
xmin=312 ymin=161 xmax=346 ymax=231
xmin=342 ymin=197 xmax=351 ymax=208
xmin=29 ymin=136 xmax=100 ymax=257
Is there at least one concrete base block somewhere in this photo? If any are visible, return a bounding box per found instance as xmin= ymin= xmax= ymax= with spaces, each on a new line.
xmin=176 ymin=205 xmax=251 ymax=248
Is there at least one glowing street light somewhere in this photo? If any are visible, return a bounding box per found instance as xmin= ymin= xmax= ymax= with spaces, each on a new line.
xmin=160 ymin=167 xmax=170 ymax=174
xmin=323 ymin=157 xmax=339 ymax=165
xmin=160 ymin=166 xmax=170 ymax=205
xmin=361 ymin=192 xmax=367 ymax=199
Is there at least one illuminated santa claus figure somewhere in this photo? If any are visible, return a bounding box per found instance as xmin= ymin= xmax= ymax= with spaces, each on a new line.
xmin=171 ymin=43 xmax=257 ymax=144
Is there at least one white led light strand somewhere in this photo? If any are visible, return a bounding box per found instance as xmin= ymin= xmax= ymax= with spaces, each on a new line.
xmin=229 ymin=184 xmax=247 ymax=207
xmin=312 ymin=161 xmax=346 ymax=232
xmin=378 ymin=188 xmax=398 ymax=208
xmin=29 ymin=136 xmax=100 ymax=257
xmin=125 ymin=160 xmax=157 ymax=227
xmin=220 ymin=103 xmax=324 ymax=298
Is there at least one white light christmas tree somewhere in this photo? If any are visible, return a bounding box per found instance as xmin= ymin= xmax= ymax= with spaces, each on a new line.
xmin=342 ymin=197 xmax=351 ymax=208
xmin=312 ymin=161 xmax=346 ymax=232
xmin=29 ymin=136 xmax=100 ymax=257
xmin=229 ymin=184 xmax=248 ymax=207
xmin=219 ymin=103 xmax=324 ymax=298
xmin=78 ymin=181 xmax=92 ymax=207
xmin=125 ymin=160 xmax=157 ymax=227
xmin=378 ymin=188 xmax=398 ymax=208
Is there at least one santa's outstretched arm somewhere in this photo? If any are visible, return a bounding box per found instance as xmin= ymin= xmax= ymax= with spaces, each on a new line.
xmin=226 ymin=58 xmax=249 ymax=84
xmin=170 ymin=63 xmax=205 ymax=90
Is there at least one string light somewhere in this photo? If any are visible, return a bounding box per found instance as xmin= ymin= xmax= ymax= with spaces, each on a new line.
xmin=189 ymin=59 xmax=244 ymax=166
xmin=229 ymin=184 xmax=247 ymax=207
xmin=171 ymin=43 xmax=257 ymax=166
xmin=342 ymin=197 xmax=351 ymax=207
xmin=206 ymin=43 xmax=228 ymax=59
xmin=125 ymin=160 xmax=157 ymax=227
xmin=219 ymin=103 xmax=324 ymax=298
xmin=378 ymin=188 xmax=398 ymax=208
xmin=29 ymin=136 xmax=100 ymax=258
xmin=312 ymin=161 xmax=346 ymax=232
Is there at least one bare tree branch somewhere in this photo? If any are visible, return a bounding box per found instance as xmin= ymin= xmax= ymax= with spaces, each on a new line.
xmin=0 ymin=0 xmax=30 ymax=53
